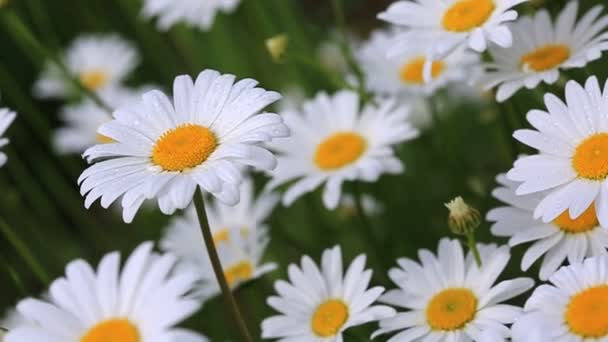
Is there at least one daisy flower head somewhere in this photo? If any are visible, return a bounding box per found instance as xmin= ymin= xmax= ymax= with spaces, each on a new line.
xmin=160 ymin=179 xmax=278 ymax=299
xmin=374 ymin=239 xmax=534 ymax=341
xmin=267 ymin=90 xmax=418 ymax=209
xmin=78 ymin=69 xmax=289 ymax=223
xmin=261 ymin=245 xmax=395 ymax=341
xmin=377 ymin=0 xmax=527 ymax=59
xmin=34 ymin=34 xmax=139 ymax=99
xmin=54 ymin=87 xmax=152 ymax=154
xmin=0 ymin=108 xmax=16 ymax=168
xmin=4 ymin=241 xmax=208 ymax=342
xmin=481 ymin=1 xmax=608 ymax=102
xmin=520 ymin=255 xmax=608 ymax=341
xmin=507 ymin=76 xmax=608 ymax=228
xmin=488 ymin=174 xmax=608 ymax=280
xmin=142 ymin=0 xmax=240 ymax=31
xmin=357 ymin=29 xmax=481 ymax=96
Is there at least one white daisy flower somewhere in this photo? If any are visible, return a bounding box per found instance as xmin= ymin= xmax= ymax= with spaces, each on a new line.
xmin=374 ymin=239 xmax=534 ymax=341
xmin=4 ymin=241 xmax=208 ymax=342
xmin=160 ymin=177 xmax=278 ymax=300
xmin=54 ymin=87 xmax=153 ymax=154
xmin=488 ymin=174 xmax=608 ymax=280
xmin=357 ymin=29 xmax=481 ymax=96
xmin=337 ymin=194 xmax=384 ymax=218
xmin=378 ymin=0 xmax=527 ymax=58
xmin=1 ymin=309 xmax=26 ymax=331
xmin=142 ymin=0 xmax=240 ymax=31
xmin=519 ymin=255 xmax=608 ymax=341
xmin=0 ymin=108 xmax=16 ymax=168
xmin=267 ymin=90 xmax=418 ymax=209
xmin=261 ymin=245 xmax=396 ymax=341
xmin=507 ymin=76 xmax=608 ymax=227
xmin=78 ymin=69 xmax=289 ymax=223
xmin=481 ymin=1 xmax=608 ymax=102
xmin=35 ymin=34 xmax=139 ymax=99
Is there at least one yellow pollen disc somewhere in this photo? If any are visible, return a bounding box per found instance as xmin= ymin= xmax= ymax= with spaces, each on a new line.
xmin=442 ymin=0 xmax=495 ymax=32
xmin=79 ymin=70 xmax=109 ymax=91
xmin=565 ymin=285 xmax=608 ymax=338
xmin=224 ymin=261 xmax=254 ymax=287
xmin=152 ymin=124 xmax=217 ymax=172
xmin=400 ymin=57 xmax=445 ymax=84
xmin=553 ymin=205 xmax=598 ymax=234
xmin=314 ymin=132 xmax=367 ymax=171
xmin=213 ymin=228 xmax=231 ymax=245
xmin=573 ymin=133 xmax=608 ymax=180
xmin=311 ymin=299 xmax=349 ymax=337
xmin=520 ymin=44 xmax=571 ymax=72
xmin=80 ymin=319 xmax=140 ymax=342
xmin=426 ymin=288 xmax=477 ymax=331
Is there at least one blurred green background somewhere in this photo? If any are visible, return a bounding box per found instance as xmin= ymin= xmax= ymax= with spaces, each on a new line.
xmin=1 ymin=0 xmax=607 ymax=340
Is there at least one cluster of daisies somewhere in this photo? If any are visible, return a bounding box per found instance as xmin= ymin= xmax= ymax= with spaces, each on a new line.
xmin=2 ymin=0 xmax=608 ymax=341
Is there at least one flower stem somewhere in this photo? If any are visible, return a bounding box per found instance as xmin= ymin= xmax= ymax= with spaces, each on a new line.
xmin=192 ymin=188 xmax=254 ymax=342
xmin=0 ymin=218 xmax=50 ymax=285
xmin=466 ymin=232 xmax=482 ymax=267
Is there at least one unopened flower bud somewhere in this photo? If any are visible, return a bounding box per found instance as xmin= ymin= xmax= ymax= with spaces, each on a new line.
xmin=265 ymin=34 xmax=288 ymax=62
xmin=445 ymin=196 xmax=481 ymax=235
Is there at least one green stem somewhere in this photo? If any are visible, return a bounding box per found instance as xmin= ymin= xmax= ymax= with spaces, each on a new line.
xmin=466 ymin=232 xmax=482 ymax=267
xmin=0 ymin=217 xmax=50 ymax=285
xmin=1 ymin=10 xmax=112 ymax=112
xmin=193 ymin=188 xmax=254 ymax=342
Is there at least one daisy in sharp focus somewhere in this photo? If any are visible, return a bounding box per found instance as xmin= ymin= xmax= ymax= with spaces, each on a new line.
xmin=35 ymin=34 xmax=139 ymax=99
xmin=160 ymin=177 xmax=278 ymax=300
xmin=142 ymin=0 xmax=240 ymax=31
xmin=488 ymin=174 xmax=608 ymax=280
xmin=508 ymin=76 xmax=608 ymax=228
xmin=357 ymin=29 xmax=481 ymax=96
xmin=378 ymin=0 xmax=527 ymax=59
xmin=261 ymin=245 xmax=395 ymax=341
xmin=519 ymin=255 xmax=608 ymax=341
xmin=54 ymin=87 xmax=153 ymax=154
xmin=481 ymin=1 xmax=608 ymax=102
xmin=266 ymin=90 xmax=418 ymax=209
xmin=4 ymin=241 xmax=208 ymax=342
xmin=0 ymin=108 xmax=16 ymax=168
xmin=374 ymin=239 xmax=534 ymax=341
xmin=78 ymin=69 xmax=289 ymax=223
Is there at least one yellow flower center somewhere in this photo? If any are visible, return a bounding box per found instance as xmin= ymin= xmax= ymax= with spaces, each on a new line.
xmin=572 ymin=133 xmax=608 ymax=180
xmin=213 ymin=228 xmax=231 ymax=245
xmin=426 ymin=288 xmax=477 ymax=331
xmin=314 ymin=132 xmax=367 ymax=171
xmin=520 ymin=44 xmax=571 ymax=72
xmin=80 ymin=69 xmax=109 ymax=91
xmin=152 ymin=124 xmax=217 ymax=172
xmin=80 ymin=319 xmax=139 ymax=342
xmin=442 ymin=0 xmax=495 ymax=32
xmin=224 ymin=261 xmax=254 ymax=287
xmin=553 ymin=205 xmax=598 ymax=234
xmin=311 ymin=299 xmax=349 ymax=337
xmin=400 ymin=57 xmax=445 ymax=84
xmin=565 ymin=285 xmax=608 ymax=338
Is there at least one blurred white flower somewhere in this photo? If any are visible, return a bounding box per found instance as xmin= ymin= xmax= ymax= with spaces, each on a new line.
xmin=337 ymin=194 xmax=383 ymax=218
xmin=507 ymin=76 xmax=608 ymax=227
xmin=4 ymin=242 xmax=207 ymax=342
xmin=267 ymin=90 xmax=418 ymax=209
xmin=481 ymin=1 xmax=608 ymax=102
xmin=519 ymin=256 xmax=608 ymax=341
xmin=160 ymin=177 xmax=278 ymax=300
xmin=357 ymin=29 xmax=480 ymax=96
xmin=378 ymin=0 xmax=526 ymax=58
xmin=142 ymin=0 xmax=240 ymax=31
xmin=261 ymin=245 xmax=395 ymax=340
xmin=78 ymin=70 xmax=289 ymax=223
xmin=34 ymin=34 xmax=139 ymax=99
xmin=375 ymin=239 xmax=534 ymax=341
xmin=0 ymin=108 xmax=16 ymax=168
